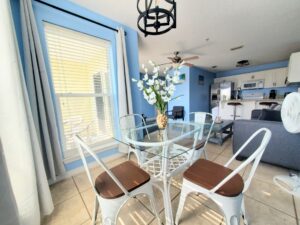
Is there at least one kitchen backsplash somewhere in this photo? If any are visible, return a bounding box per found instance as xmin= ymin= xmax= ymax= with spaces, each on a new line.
xmin=241 ymin=85 xmax=300 ymax=99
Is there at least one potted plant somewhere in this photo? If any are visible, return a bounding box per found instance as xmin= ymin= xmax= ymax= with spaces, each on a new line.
xmin=132 ymin=61 xmax=183 ymax=129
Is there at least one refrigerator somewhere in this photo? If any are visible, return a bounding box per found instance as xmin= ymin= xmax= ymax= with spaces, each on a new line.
xmin=210 ymin=83 xmax=220 ymax=119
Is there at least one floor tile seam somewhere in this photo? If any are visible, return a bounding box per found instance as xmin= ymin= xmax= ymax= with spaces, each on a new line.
xmin=80 ymin=219 xmax=91 ymax=225
xmin=137 ymin=185 xmax=182 ymax=216
xmin=147 ymin=216 xmax=156 ymax=225
xmin=135 ymin=196 xmax=158 ymax=217
xmin=77 ymin=186 xmax=93 ymax=194
xmin=244 ymin=193 xmax=296 ymax=218
xmin=250 ymin=175 xmax=289 ymax=186
xmin=52 ymin=177 xmax=80 ymax=206
xmin=188 ymin=193 xmax=225 ymax=214
xmin=72 ymin=177 xmax=93 ymax=220
xmin=210 ymin=149 xmax=225 ymax=161
xmin=292 ymin=196 xmax=299 ymax=225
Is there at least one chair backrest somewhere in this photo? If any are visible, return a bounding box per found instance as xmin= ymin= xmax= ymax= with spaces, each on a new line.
xmin=172 ymin=106 xmax=184 ymax=119
xmin=73 ymin=135 xmax=129 ymax=196
xmin=189 ymin=112 xmax=215 ymax=144
xmin=210 ymin=128 xmax=272 ymax=194
xmin=119 ymin=114 xmax=150 ymax=141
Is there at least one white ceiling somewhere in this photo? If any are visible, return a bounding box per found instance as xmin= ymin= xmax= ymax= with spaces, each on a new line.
xmin=70 ymin=0 xmax=300 ymax=72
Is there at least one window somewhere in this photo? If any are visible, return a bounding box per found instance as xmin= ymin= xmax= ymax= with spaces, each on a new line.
xmin=44 ymin=22 xmax=115 ymax=159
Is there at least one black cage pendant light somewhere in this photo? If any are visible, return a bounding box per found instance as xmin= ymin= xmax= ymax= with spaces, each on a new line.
xmin=137 ymin=0 xmax=176 ymax=37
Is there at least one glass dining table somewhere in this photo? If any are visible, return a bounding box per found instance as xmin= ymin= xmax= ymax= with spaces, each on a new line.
xmin=113 ymin=120 xmax=212 ymax=225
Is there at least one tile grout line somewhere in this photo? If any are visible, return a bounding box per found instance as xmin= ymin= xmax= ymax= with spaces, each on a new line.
xmin=244 ymin=193 xmax=296 ymax=219
xmin=137 ymin=186 xmax=182 ymax=224
xmin=292 ymin=196 xmax=299 ymax=225
xmin=72 ymin=176 xmax=93 ymax=220
xmin=80 ymin=219 xmax=91 ymax=225
xmin=52 ymin=181 xmax=83 ymax=208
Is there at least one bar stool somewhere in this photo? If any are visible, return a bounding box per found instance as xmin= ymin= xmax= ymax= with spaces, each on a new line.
xmin=227 ymin=102 xmax=242 ymax=120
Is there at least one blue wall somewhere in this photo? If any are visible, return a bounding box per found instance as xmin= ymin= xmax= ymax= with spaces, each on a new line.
xmin=10 ymin=0 xmax=25 ymax=68
xmin=189 ymin=67 xmax=215 ymax=113
xmin=138 ymin=73 xmax=156 ymax=118
xmin=168 ymin=67 xmax=190 ymax=120
xmin=168 ymin=66 xmax=215 ymax=120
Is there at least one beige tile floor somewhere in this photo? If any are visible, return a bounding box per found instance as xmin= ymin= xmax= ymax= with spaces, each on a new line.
xmin=42 ymin=139 xmax=299 ymax=225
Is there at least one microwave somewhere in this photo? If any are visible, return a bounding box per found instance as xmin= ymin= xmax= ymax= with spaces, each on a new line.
xmin=241 ymin=79 xmax=264 ymax=90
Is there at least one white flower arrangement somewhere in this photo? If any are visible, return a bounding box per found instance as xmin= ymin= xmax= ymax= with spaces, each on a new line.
xmin=132 ymin=61 xmax=183 ymax=114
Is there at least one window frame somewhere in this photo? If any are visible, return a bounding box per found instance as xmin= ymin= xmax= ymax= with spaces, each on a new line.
xmin=33 ymin=1 xmax=120 ymax=160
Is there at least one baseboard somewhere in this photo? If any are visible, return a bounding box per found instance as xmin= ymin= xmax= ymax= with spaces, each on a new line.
xmin=48 ymin=152 xmax=126 ymax=185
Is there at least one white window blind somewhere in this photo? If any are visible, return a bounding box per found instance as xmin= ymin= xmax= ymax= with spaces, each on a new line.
xmin=44 ymin=22 xmax=115 ymax=159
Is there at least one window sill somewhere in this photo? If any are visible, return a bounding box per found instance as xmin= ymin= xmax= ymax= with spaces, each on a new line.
xmin=63 ymin=139 xmax=119 ymax=164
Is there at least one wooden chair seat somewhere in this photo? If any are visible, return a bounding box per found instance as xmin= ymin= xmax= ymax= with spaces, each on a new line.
xmin=184 ymin=159 xmax=244 ymax=197
xmin=259 ymin=102 xmax=278 ymax=106
xmin=95 ymin=161 xmax=150 ymax=199
xmin=175 ymin=138 xmax=205 ymax=150
xmin=227 ymin=102 xmax=242 ymax=106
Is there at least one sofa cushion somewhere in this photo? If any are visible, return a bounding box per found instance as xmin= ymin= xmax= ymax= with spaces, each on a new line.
xmin=258 ymin=109 xmax=282 ymax=122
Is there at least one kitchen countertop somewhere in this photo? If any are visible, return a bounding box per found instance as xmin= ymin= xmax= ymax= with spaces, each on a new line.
xmin=220 ymin=99 xmax=284 ymax=103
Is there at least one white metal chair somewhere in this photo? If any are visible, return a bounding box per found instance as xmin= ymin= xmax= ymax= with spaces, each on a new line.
xmin=175 ymin=112 xmax=215 ymax=162
xmin=189 ymin=112 xmax=215 ymax=161
xmin=73 ymin=135 xmax=160 ymax=225
xmin=175 ymin=128 xmax=272 ymax=225
xmin=119 ymin=114 xmax=150 ymax=165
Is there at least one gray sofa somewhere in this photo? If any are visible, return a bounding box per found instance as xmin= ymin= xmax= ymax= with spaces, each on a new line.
xmin=233 ymin=119 xmax=300 ymax=171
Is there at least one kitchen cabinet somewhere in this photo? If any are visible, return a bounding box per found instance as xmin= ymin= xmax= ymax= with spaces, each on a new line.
xmin=274 ymin=68 xmax=288 ymax=87
xmin=214 ymin=67 xmax=288 ymax=89
xmin=261 ymin=68 xmax=288 ymax=88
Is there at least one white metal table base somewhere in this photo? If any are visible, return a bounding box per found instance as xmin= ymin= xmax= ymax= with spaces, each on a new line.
xmin=142 ymin=151 xmax=190 ymax=225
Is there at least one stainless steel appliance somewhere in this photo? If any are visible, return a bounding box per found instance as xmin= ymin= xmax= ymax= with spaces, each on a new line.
xmin=241 ymin=79 xmax=264 ymax=90
xmin=210 ymin=83 xmax=220 ymax=118
xmin=210 ymin=83 xmax=220 ymax=102
xmin=220 ymin=81 xmax=234 ymax=101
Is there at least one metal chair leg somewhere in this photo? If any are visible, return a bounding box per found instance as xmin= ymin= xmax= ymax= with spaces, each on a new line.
xmin=175 ymin=184 xmax=190 ymax=225
xmin=92 ymin=197 xmax=99 ymax=225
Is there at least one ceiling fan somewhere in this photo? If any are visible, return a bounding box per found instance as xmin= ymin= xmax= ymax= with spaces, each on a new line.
xmin=158 ymin=51 xmax=199 ymax=67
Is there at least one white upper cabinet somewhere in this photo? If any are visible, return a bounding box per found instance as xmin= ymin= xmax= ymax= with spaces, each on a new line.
xmin=275 ymin=67 xmax=288 ymax=87
xmin=287 ymin=52 xmax=300 ymax=83
xmin=214 ymin=67 xmax=288 ymax=89
xmin=264 ymin=68 xmax=288 ymax=88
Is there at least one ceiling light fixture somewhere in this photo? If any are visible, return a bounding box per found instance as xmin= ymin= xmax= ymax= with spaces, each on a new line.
xmin=137 ymin=0 xmax=176 ymax=37
xmin=236 ymin=60 xmax=250 ymax=67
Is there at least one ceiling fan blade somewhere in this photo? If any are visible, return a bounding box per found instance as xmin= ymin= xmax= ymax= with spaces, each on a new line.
xmin=167 ymin=57 xmax=174 ymax=60
xmin=158 ymin=62 xmax=172 ymax=66
xmin=182 ymin=56 xmax=199 ymax=61
xmin=183 ymin=62 xmax=194 ymax=67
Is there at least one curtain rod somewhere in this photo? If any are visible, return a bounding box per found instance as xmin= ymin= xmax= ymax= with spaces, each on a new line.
xmin=35 ymin=0 xmax=125 ymax=34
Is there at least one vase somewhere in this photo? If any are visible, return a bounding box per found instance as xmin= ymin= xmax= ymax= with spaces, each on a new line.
xmin=156 ymin=111 xmax=168 ymax=129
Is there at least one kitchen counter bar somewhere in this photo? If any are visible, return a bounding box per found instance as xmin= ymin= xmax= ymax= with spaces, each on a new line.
xmin=221 ymin=99 xmax=284 ymax=103
xmin=218 ymin=99 xmax=283 ymax=120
